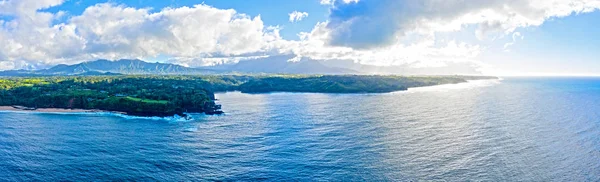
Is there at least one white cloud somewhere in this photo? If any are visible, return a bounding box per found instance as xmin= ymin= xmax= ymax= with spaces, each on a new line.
xmin=0 ymin=1 xmax=282 ymax=69
xmin=320 ymin=0 xmax=334 ymax=5
xmin=0 ymin=61 xmax=14 ymax=70
xmin=71 ymin=4 xmax=276 ymax=57
xmin=288 ymin=11 xmax=309 ymax=23
xmin=0 ymin=0 xmax=599 ymax=75
xmin=286 ymin=0 xmax=600 ymax=74
xmin=342 ymin=0 xmax=360 ymax=4
xmin=321 ymin=0 xmax=359 ymax=5
xmin=0 ymin=0 xmax=65 ymax=16
xmin=325 ymin=0 xmax=600 ymax=48
xmin=280 ymin=22 xmax=482 ymax=69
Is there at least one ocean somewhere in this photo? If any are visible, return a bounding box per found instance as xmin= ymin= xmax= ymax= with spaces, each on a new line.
xmin=0 ymin=77 xmax=599 ymax=181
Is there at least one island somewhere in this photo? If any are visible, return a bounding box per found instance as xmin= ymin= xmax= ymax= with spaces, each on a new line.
xmin=0 ymin=75 xmax=497 ymax=117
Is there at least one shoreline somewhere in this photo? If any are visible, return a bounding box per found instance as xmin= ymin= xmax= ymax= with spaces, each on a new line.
xmin=0 ymin=106 xmax=122 ymax=114
xmin=0 ymin=106 xmax=200 ymax=121
xmin=220 ymin=78 xmax=500 ymax=95
xmin=0 ymin=106 xmax=213 ymax=120
xmin=402 ymin=78 xmax=500 ymax=93
xmin=1 ymin=78 xmax=498 ymax=115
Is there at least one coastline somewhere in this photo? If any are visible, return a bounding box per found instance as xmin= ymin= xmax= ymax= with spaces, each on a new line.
xmin=0 ymin=106 xmax=121 ymax=114
xmin=236 ymin=78 xmax=500 ymax=95
xmin=0 ymin=77 xmax=497 ymax=116
xmin=0 ymin=106 xmax=214 ymax=120
xmin=0 ymin=106 xmax=199 ymax=122
xmin=403 ymin=78 xmax=500 ymax=93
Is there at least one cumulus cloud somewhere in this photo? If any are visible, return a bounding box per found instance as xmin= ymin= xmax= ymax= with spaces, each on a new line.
xmin=0 ymin=0 xmax=65 ymax=15
xmin=288 ymin=11 xmax=309 ymax=23
xmin=0 ymin=0 xmax=599 ymax=75
xmin=280 ymin=21 xmax=482 ymax=69
xmin=0 ymin=0 xmax=281 ymax=69
xmin=283 ymin=0 xmax=599 ymax=73
xmin=324 ymin=0 xmax=600 ymax=48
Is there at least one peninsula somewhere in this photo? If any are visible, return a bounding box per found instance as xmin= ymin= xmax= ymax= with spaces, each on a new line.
xmin=0 ymin=75 xmax=497 ymax=117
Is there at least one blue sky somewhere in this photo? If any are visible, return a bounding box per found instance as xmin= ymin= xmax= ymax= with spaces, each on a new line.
xmin=482 ymin=11 xmax=600 ymax=75
xmin=1 ymin=0 xmax=600 ymax=75
xmin=43 ymin=0 xmax=330 ymax=40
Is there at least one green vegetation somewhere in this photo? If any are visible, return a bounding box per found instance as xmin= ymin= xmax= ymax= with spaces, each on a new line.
xmin=0 ymin=75 xmax=496 ymax=117
xmin=0 ymin=76 xmax=233 ymax=117
xmin=125 ymin=97 xmax=169 ymax=104
xmin=237 ymin=75 xmax=497 ymax=93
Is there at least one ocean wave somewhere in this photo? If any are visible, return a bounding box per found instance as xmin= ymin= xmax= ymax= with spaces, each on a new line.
xmin=0 ymin=110 xmax=200 ymax=122
xmin=103 ymin=112 xmax=196 ymax=122
xmin=183 ymin=127 xmax=199 ymax=132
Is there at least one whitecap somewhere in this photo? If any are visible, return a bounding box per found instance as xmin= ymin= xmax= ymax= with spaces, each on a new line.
xmin=0 ymin=110 xmax=200 ymax=122
xmin=183 ymin=127 xmax=199 ymax=132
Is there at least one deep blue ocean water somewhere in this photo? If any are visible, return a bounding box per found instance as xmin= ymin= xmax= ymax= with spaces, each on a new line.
xmin=1 ymin=77 xmax=600 ymax=181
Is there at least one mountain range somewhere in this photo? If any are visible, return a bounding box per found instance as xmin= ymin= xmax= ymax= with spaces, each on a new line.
xmin=0 ymin=59 xmax=217 ymax=76
xmin=0 ymin=57 xmax=358 ymax=76
xmin=0 ymin=56 xmax=482 ymax=76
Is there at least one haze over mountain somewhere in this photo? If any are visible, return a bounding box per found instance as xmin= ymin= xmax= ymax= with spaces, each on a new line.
xmin=0 ymin=56 xmax=487 ymax=76
xmin=204 ymin=55 xmax=358 ymax=74
xmin=202 ymin=55 xmax=481 ymax=75
xmin=0 ymin=59 xmax=214 ymax=76
xmin=0 ymin=58 xmax=357 ymax=76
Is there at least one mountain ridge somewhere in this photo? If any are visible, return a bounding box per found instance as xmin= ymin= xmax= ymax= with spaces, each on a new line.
xmin=0 ymin=57 xmax=483 ymax=76
xmin=0 ymin=58 xmax=361 ymax=76
xmin=0 ymin=59 xmax=218 ymax=76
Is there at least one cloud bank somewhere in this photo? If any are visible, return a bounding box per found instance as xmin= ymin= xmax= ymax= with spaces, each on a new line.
xmin=324 ymin=0 xmax=600 ymax=48
xmin=0 ymin=0 xmax=599 ymax=74
xmin=0 ymin=0 xmax=281 ymax=69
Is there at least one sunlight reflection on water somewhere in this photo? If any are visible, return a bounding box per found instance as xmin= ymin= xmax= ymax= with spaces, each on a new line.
xmin=1 ymin=78 xmax=599 ymax=181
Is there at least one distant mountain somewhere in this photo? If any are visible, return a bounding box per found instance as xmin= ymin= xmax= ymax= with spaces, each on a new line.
xmin=203 ymin=55 xmax=482 ymax=75
xmin=0 ymin=70 xmax=42 ymax=77
xmin=0 ymin=57 xmax=483 ymax=76
xmin=0 ymin=59 xmax=217 ymax=76
xmin=40 ymin=59 xmax=218 ymax=75
xmin=204 ymin=55 xmax=359 ymax=74
xmin=1 ymin=58 xmax=359 ymax=76
xmin=318 ymin=59 xmax=482 ymax=75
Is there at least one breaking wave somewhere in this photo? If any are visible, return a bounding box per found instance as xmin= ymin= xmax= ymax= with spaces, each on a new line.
xmin=0 ymin=110 xmax=201 ymax=122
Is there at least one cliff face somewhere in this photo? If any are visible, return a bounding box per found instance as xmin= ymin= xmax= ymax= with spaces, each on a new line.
xmin=92 ymin=95 xmax=223 ymax=117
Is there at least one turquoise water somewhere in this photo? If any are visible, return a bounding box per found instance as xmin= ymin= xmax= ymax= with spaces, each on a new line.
xmin=1 ymin=78 xmax=599 ymax=181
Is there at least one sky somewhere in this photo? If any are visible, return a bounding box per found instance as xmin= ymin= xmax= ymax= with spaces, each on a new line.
xmin=0 ymin=0 xmax=599 ymax=76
